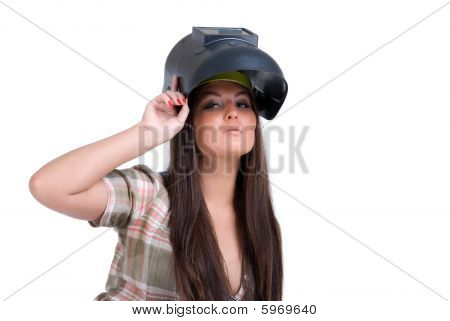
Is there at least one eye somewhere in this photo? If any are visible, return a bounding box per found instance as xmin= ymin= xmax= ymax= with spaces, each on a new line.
xmin=203 ymin=101 xmax=251 ymax=110
xmin=237 ymin=101 xmax=251 ymax=108
xmin=204 ymin=102 xmax=220 ymax=109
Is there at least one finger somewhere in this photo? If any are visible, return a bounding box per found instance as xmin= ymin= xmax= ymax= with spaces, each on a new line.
xmin=150 ymin=95 xmax=165 ymax=105
xmin=161 ymin=92 xmax=175 ymax=107
xmin=177 ymin=98 xmax=190 ymax=123
xmin=169 ymin=91 xmax=186 ymax=105
xmin=173 ymin=91 xmax=187 ymax=105
xmin=165 ymin=90 xmax=184 ymax=105
xmin=171 ymin=75 xmax=178 ymax=91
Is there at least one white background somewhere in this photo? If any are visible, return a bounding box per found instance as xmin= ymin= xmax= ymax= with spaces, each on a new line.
xmin=0 ymin=0 xmax=449 ymax=319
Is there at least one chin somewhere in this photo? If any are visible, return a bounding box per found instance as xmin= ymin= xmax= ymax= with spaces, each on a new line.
xmin=198 ymin=142 xmax=255 ymax=159
xmin=217 ymin=146 xmax=254 ymax=158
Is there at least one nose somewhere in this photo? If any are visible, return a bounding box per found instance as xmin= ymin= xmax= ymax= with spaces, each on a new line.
xmin=223 ymin=101 xmax=239 ymax=120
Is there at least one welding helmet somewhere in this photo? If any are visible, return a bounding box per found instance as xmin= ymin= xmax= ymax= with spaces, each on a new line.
xmin=162 ymin=27 xmax=288 ymax=120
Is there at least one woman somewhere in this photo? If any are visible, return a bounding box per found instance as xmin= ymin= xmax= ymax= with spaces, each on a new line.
xmin=29 ymin=69 xmax=283 ymax=300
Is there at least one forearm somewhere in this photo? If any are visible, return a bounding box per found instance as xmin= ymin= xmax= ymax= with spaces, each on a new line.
xmin=30 ymin=122 xmax=157 ymax=196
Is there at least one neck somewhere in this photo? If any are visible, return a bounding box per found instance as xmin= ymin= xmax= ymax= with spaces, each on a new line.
xmin=198 ymin=155 xmax=240 ymax=216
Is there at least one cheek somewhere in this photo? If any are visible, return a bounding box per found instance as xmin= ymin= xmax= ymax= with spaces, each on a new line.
xmin=243 ymin=112 xmax=257 ymax=134
xmin=193 ymin=115 xmax=220 ymax=149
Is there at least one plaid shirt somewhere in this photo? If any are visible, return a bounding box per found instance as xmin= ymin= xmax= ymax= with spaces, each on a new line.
xmin=88 ymin=164 xmax=246 ymax=301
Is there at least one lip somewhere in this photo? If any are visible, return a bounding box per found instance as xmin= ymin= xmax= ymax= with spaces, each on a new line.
xmin=223 ymin=127 xmax=242 ymax=133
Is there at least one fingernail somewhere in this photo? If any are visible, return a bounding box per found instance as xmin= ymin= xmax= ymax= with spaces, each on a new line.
xmin=177 ymin=99 xmax=181 ymax=105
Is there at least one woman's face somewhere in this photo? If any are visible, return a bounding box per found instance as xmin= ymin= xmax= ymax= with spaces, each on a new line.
xmin=192 ymin=80 xmax=257 ymax=160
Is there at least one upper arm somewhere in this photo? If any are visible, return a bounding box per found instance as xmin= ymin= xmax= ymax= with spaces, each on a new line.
xmin=29 ymin=174 xmax=108 ymax=223
xmin=66 ymin=179 xmax=109 ymax=224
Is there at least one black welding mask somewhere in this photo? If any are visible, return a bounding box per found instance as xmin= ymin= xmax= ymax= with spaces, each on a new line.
xmin=162 ymin=27 xmax=288 ymax=120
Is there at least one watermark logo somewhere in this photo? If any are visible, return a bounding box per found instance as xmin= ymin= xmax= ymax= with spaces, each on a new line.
xmin=137 ymin=123 xmax=309 ymax=176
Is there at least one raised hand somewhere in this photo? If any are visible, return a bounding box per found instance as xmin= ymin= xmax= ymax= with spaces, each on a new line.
xmin=140 ymin=75 xmax=190 ymax=145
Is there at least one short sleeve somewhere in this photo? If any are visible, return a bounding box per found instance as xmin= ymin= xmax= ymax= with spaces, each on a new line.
xmin=88 ymin=164 xmax=163 ymax=228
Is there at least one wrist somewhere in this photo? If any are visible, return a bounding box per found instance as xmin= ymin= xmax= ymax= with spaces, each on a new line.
xmin=135 ymin=121 xmax=162 ymax=152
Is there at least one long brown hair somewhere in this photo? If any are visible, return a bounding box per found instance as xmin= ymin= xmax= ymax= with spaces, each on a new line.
xmin=163 ymin=84 xmax=283 ymax=300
